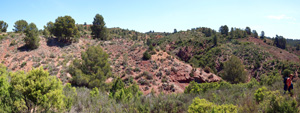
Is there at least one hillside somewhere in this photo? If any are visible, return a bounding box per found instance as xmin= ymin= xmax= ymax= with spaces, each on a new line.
xmin=1 ymin=25 xmax=300 ymax=112
xmin=0 ymin=30 xmax=221 ymax=95
xmin=1 ymin=27 xmax=300 ymax=93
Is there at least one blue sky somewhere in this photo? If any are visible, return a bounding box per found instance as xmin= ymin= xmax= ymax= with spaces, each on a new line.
xmin=1 ymin=0 xmax=300 ymax=39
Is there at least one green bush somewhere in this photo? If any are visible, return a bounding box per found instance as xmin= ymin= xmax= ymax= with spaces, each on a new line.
xmin=222 ymin=55 xmax=247 ymax=83
xmin=10 ymin=67 xmax=66 ymax=112
xmin=254 ymin=86 xmax=267 ymax=103
xmin=260 ymin=74 xmax=281 ymax=86
xmin=10 ymin=39 xmax=17 ymax=46
xmin=184 ymin=81 xmax=231 ymax=94
xmin=143 ymin=51 xmax=151 ymax=60
xmin=204 ymin=66 xmax=211 ymax=73
xmin=188 ymin=97 xmax=237 ymax=113
xmin=282 ymin=69 xmax=292 ymax=78
xmin=109 ymin=77 xmax=142 ymax=102
xmin=69 ymin=46 xmax=112 ymax=89
xmin=20 ymin=62 xmax=26 ymax=68
xmin=265 ymin=91 xmax=299 ymax=113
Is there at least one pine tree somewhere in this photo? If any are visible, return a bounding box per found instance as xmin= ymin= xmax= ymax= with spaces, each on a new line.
xmin=69 ymin=46 xmax=112 ymax=89
xmin=13 ymin=20 xmax=28 ymax=33
xmin=91 ymin=14 xmax=108 ymax=40
xmin=53 ymin=16 xmax=79 ymax=43
xmin=24 ymin=23 xmax=40 ymax=49
xmin=0 ymin=20 xmax=8 ymax=32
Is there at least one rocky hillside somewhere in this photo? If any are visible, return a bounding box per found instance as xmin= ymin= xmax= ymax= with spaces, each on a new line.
xmin=0 ymin=31 xmax=221 ymax=95
xmin=1 ymin=27 xmax=300 ymax=95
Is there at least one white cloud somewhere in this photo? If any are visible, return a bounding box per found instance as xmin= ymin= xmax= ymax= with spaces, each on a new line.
xmin=266 ymin=15 xmax=296 ymax=20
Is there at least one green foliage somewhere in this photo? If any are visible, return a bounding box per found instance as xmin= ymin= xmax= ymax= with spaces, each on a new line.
xmin=20 ymin=62 xmax=26 ymax=68
xmin=252 ymin=30 xmax=258 ymax=38
xmin=296 ymin=44 xmax=300 ymax=51
xmin=173 ymin=29 xmax=177 ymax=33
xmin=90 ymin=87 xmax=100 ymax=97
xmin=69 ymin=46 xmax=112 ymax=89
xmin=184 ymin=81 xmax=231 ymax=94
xmin=43 ymin=29 xmax=50 ymax=38
xmin=188 ymin=97 xmax=237 ymax=113
xmin=219 ymin=25 xmax=229 ymax=36
xmin=10 ymin=67 xmax=66 ymax=112
xmin=189 ymin=47 xmax=221 ymax=73
xmin=223 ymin=55 xmax=247 ymax=83
xmin=256 ymin=90 xmax=299 ymax=113
xmin=44 ymin=21 xmax=54 ymax=36
xmin=53 ymin=15 xmax=79 ymax=42
xmin=204 ymin=66 xmax=212 ymax=73
xmin=254 ymin=86 xmax=267 ymax=103
xmin=274 ymin=35 xmax=286 ymax=49
xmin=0 ymin=20 xmax=8 ymax=32
xmin=110 ymin=77 xmax=125 ymax=94
xmin=91 ymin=14 xmax=109 ymax=40
xmin=260 ymin=73 xmax=281 ymax=86
xmin=229 ymin=27 xmax=248 ymax=39
xmin=261 ymin=31 xmax=265 ymax=39
xmin=0 ymin=64 xmax=13 ymax=112
xmin=109 ymin=78 xmax=142 ymax=102
xmin=63 ymin=83 xmax=77 ymax=112
xmin=266 ymin=94 xmax=298 ymax=113
xmin=24 ymin=23 xmax=40 ymax=49
xmin=212 ymin=35 xmax=217 ymax=46
xmin=283 ymin=69 xmax=292 ymax=78
xmin=245 ymin=26 xmax=251 ymax=35
xmin=9 ymin=39 xmax=17 ymax=46
xmin=143 ymin=51 xmax=151 ymax=60
xmin=13 ymin=20 xmax=28 ymax=33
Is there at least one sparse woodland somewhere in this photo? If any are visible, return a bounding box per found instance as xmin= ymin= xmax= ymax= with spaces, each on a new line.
xmin=1 ymin=14 xmax=300 ymax=112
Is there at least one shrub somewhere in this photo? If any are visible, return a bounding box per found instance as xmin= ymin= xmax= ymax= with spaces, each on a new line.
xmin=222 ymin=55 xmax=247 ymax=83
xmin=282 ymin=69 xmax=292 ymax=78
xmin=10 ymin=39 xmax=17 ymax=46
xmin=254 ymin=86 xmax=267 ymax=103
xmin=143 ymin=51 xmax=151 ymax=60
xmin=156 ymin=71 xmax=162 ymax=77
xmin=188 ymin=97 xmax=237 ymax=113
xmin=134 ymin=67 xmax=140 ymax=72
xmin=171 ymin=67 xmax=177 ymax=73
xmin=49 ymin=53 xmax=55 ymax=58
xmin=260 ymin=74 xmax=281 ymax=86
xmin=142 ymin=71 xmax=153 ymax=80
xmin=184 ymin=81 xmax=231 ymax=94
xmin=10 ymin=67 xmax=66 ymax=112
xmin=189 ymin=72 xmax=194 ymax=77
xmin=69 ymin=46 xmax=112 ymax=89
xmin=20 ymin=62 xmax=26 ymax=68
xmin=265 ymin=91 xmax=299 ymax=113
xmin=204 ymin=66 xmax=211 ymax=73
xmin=149 ymin=44 xmax=154 ymax=51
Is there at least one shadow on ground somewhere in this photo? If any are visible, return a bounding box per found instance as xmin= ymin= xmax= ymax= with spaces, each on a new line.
xmin=17 ymin=45 xmax=31 ymax=52
xmin=47 ymin=37 xmax=71 ymax=48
